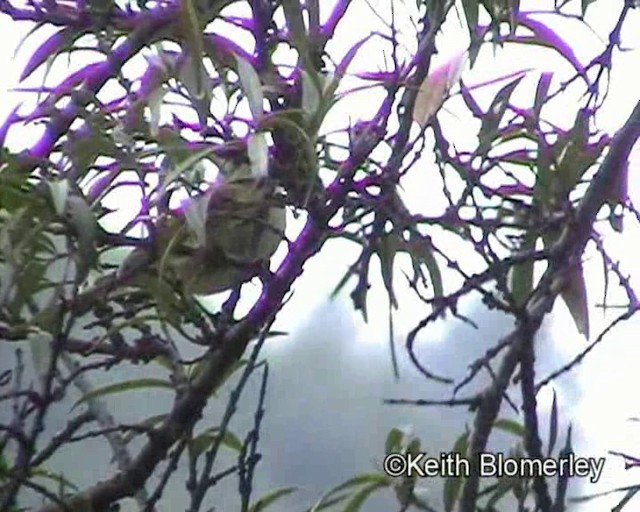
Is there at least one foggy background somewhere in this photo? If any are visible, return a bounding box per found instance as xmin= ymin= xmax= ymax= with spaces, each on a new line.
xmin=4 ymin=240 xmax=639 ymax=512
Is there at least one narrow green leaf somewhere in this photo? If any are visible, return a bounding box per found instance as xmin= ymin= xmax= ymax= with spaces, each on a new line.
xmin=235 ymin=55 xmax=264 ymax=120
xmin=189 ymin=427 xmax=243 ymax=457
xmin=560 ymin=260 xmax=589 ymax=338
xmin=48 ymin=180 xmax=69 ymax=216
xmin=478 ymin=75 xmax=524 ymax=155
xmin=249 ymin=487 xmax=298 ymax=512
xmin=179 ymin=0 xmax=206 ymax=100
xmin=534 ymin=72 xmax=552 ymax=117
xmin=462 ymin=0 xmax=479 ymax=33
xmin=301 ymin=69 xmax=321 ymax=118
xmin=72 ymin=378 xmax=173 ymax=410
xmin=281 ymin=0 xmax=311 ymax=68
xmin=385 ymin=427 xmax=404 ymax=455
xmin=310 ymin=474 xmax=389 ymax=511
xmin=509 ymin=234 xmax=535 ymax=307
xmin=248 ymin=132 xmax=269 ymax=178
xmin=65 ymin=195 xmax=98 ymax=283
xmin=343 ymin=480 xmax=388 ymax=512
xmin=443 ymin=430 xmax=469 ymax=512
xmin=122 ymin=414 xmax=167 ymax=445
xmin=29 ymin=466 xmax=79 ymax=493
xmin=493 ymin=418 xmax=526 ymax=437
xmin=377 ymin=232 xmax=399 ymax=309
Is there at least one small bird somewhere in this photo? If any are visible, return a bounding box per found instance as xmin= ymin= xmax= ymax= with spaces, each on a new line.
xmin=29 ymin=164 xmax=285 ymax=335
xmin=116 ymin=166 xmax=286 ymax=296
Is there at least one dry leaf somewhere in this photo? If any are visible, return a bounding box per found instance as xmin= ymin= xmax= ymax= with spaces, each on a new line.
xmin=413 ymin=52 xmax=467 ymax=127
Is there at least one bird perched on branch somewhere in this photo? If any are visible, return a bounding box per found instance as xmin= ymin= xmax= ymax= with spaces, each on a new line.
xmin=114 ymin=165 xmax=286 ymax=296
xmin=30 ymin=160 xmax=286 ymax=333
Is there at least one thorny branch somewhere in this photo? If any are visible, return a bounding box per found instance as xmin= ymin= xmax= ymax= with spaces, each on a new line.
xmin=457 ymin=101 xmax=640 ymax=512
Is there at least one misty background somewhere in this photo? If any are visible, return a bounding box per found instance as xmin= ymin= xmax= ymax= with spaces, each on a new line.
xmin=4 ymin=238 xmax=640 ymax=512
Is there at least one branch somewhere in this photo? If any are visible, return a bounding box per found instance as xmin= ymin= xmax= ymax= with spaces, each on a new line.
xmin=35 ymin=99 xmax=393 ymax=512
xmin=14 ymin=7 xmax=177 ymax=172
xmin=457 ymin=100 xmax=640 ymax=512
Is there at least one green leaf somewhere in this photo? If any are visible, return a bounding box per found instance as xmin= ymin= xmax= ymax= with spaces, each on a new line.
xmin=189 ymin=427 xmax=243 ymax=457
xmin=478 ymin=75 xmax=524 ymax=155
xmin=157 ymin=128 xmax=218 ymax=183
xmin=377 ymin=232 xmax=399 ymax=309
xmin=64 ymin=118 xmax=118 ymax=172
xmin=72 ymin=378 xmax=173 ymax=410
xmin=122 ymin=414 xmax=168 ymax=445
xmin=249 ymin=487 xmax=298 ymax=512
xmin=493 ymin=418 xmax=526 ymax=437
xmin=65 ymin=194 xmax=98 ymax=284
xmin=461 ymin=0 xmax=479 ymax=34
xmin=533 ymin=72 xmax=552 ymax=117
xmin=301 ymin=69 xmax=322 ymax=118
xmin=310 ymin=473 xmax=389 ymax=512
xmin=281 ymin=0 xmax=311 ymax=69
xmin=509 ymin=234 xmax=535 ymax=307
xmin=343 ymin=481 xmax=388 ymax=512
xmin=404 ymin=232 xmax=444 ymax=298
xmin=30 ymin=466 xmax=79 ymax=493
xmin=235 ymin=55 xmax=264 ymax=120
xmin=443 ymin=430 xmax=469 ymax=512
xmin=385 ymin=427 xmax=404 ymax=456
xmin=553 ymin=109 xmax=593 ymax=197
xmin=48 ymin=180 xmax=70 ymax=216
xmin=178 ymin=52 xmax=211 ymax=125
xmin=11 ymin=260 xmax=47 ymax=315
xmin=248 ymin=132 xmax=269 ymax=178
xmin=179 ymin=0 xmax=206 ymax=101
xmin=559 ymin=260 xmax=589 ymax=338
